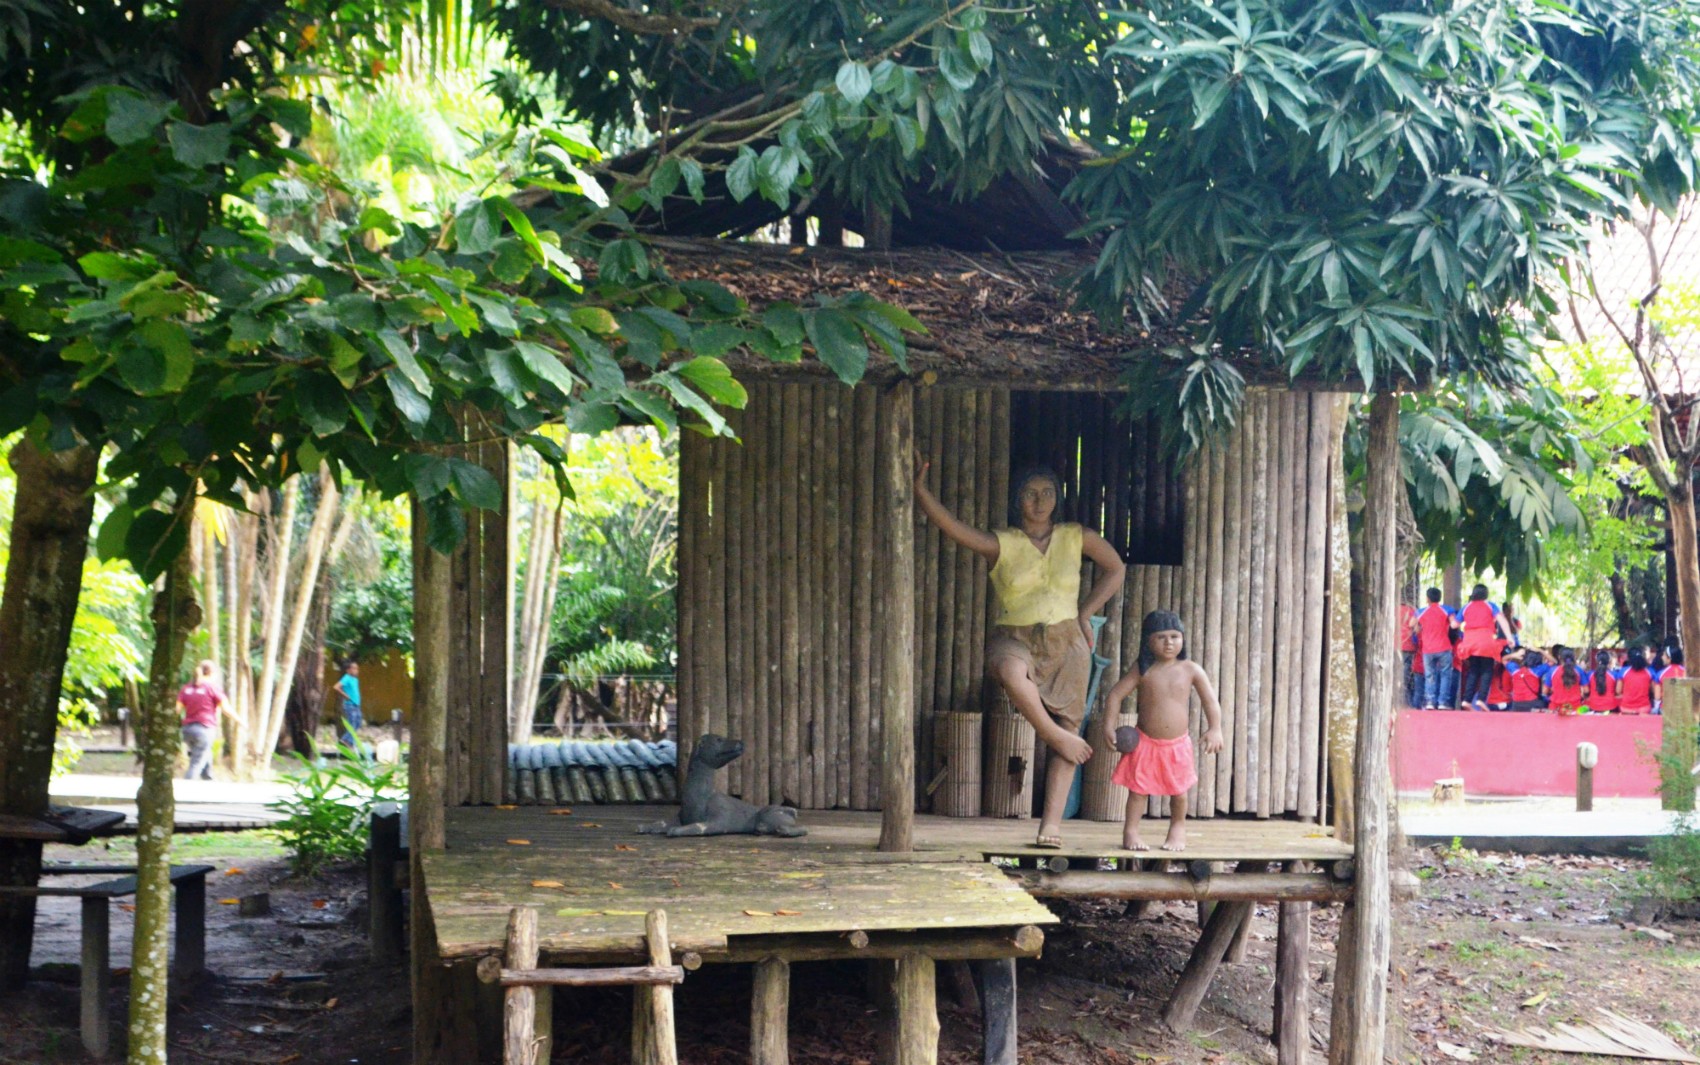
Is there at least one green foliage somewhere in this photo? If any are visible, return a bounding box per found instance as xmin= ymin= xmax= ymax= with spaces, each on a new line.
xmin=1648 ymin=814 xmax=1700 ymax=903
xmin=268 ymin=747 xmax=403 ymax=877
xmin=1075 ymin=0 xmax=1700 ymax=450
xmin=327 ymin=498 xmax=415 ymax=661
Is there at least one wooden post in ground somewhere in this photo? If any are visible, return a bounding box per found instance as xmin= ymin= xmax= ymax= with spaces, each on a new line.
xmin=80 ymin=897 xmax=110 ymax=1059
xmin=369 ymin=804 xmax=404 ymax=963
xmin=632 ymin=910 xmax=677 ymax=1065
xmin=1662 ymin=678 xmax=1697 ymax=811
xmin=976 ymin=958 xmax=1017 ymax=1065
xmin=879 ymin=382 xmax=917 ymax=853
xmin=1162 ymin=899 xmax=1255 ymax=1031
xmin=1274 ymin=897 xmax=1312 ymax=1064
xmin=502 ymin=908 xmax=548 ymax=1065
xmin=752 ymin=957 xmax=790 ymax=1065
xmin=881 ymin=954 xmax=939 ymax=1065
xmin=1576 ymin=743 xmax=1597 ymax=813
xmin=1328 ymin=392 xmax=1397 ymax=1065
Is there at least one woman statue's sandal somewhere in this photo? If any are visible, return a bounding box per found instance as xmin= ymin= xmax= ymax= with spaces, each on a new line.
xmin=1034 ymin=834 xmax=1064 ymax=850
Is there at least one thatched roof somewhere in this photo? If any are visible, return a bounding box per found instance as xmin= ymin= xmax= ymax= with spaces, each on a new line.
xmin=654 ymin=237 xmax=1200 ymax=390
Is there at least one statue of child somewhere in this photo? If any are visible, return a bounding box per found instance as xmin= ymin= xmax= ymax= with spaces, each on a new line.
xmin=1101 ymin=610 xmax=1223 ymax=852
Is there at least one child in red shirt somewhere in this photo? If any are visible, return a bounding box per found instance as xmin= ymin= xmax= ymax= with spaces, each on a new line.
xmin=1547 ymin=652 xmax=1585 ymax=714
xmin=1619 ymin=650 xmax=1655 ymax=715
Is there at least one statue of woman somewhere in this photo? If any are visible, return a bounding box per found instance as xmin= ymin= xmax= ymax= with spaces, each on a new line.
xmin=914 ymin=460 xmax=1126 ymax=847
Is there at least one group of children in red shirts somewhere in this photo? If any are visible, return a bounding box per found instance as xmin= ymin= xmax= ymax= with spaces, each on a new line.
xmin=1401 ymin=584 xmax=1684 ymax=715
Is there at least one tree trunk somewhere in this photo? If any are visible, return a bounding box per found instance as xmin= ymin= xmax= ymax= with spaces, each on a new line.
xmin=251 ymin=481 xmax=299 ymax=765
xmin=255 ymin=471 xmax=342 ymax=770
xmin=1329 ymin=392 xmax=1397 ymax=1065
xmin=510 ymin=498 xmax=564 ymax=745
xmin=1668 ymin=483 xmax=1700 ymax=666
xmin=128 ymin=525 xmax=201 ymax=1065
xmin=1325 ymin=396 xmax=1358 ymax=843
xmin=0 ymin=441 xmax=98 ymax=991
xmin=283 ymin=583 xmax=333 ymax=757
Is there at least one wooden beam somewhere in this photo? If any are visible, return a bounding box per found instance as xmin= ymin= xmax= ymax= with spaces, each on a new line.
xmin=1162 ymin=899 xmax=1253 ymax=1031
xmin=880 ymin=382 xmax=918 ymax=852
xmin=481 ymin=964 xmax=685 ymax=988
xmin=1329 ymin=392 xmax=1397 ymax=1065
xmin=721 ymin=925 xmax=1044 ymax=964
xmin=752 ymin=957 xmax=790 ymax=1065
xmin=1012 ymin=870 xmax=1351 ymax=904
xmin=976 ymin=958 xmax=1017 ymax=1065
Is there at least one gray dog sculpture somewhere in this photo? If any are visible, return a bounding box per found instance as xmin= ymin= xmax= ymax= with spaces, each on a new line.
xmin=638 ymin=734 xmax=807 ymax=837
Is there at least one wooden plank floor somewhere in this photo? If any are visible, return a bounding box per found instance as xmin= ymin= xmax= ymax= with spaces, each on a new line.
xmin=426 ymin=806 xmax=1349 ymax=961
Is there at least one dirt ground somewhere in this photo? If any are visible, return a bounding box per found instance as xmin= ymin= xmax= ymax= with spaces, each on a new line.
xmin=3 ymin=835 xmax=1699 ymax=1064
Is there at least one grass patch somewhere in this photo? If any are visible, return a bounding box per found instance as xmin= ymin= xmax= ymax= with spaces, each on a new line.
xmin=91 ymin=829 xmax=286 ymax=861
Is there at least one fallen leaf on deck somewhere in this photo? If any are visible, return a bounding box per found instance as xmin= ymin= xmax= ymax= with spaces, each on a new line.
xmin=1435 ymin=1041 xmax=1475 ymax=1061
xmin=219 ymin=898 xmax=240 ymax=905
xmin=507 ymin=839 xmax=532 ymax=846
xmin=744 ymin=909 xmax=774 ymax=917
xmin=1489 ymin=1008 xmax=1700 ymax=1062
xmin=323 ymin=997 xmax=338 ymax=1010
xmin=1520 ymin=991 xmax=1547 ymax=1008
xmin=311 ymin=899 xmax=328 ymax=909
xmin=557 ymin=908 xmax=602 ymax=917
xmin=532 ymin=880 xmax=565 ymax=889
xmin=775 ymin=909 xmax=802 ymax=916
xmin=549 ymin=808 xmax=574 ymax=815
xmin=495 ymin=804 xmax=517 ymax=810
xmin=779 ymin=872 xmax=823 ymax=879
xmin=224 ymin=868 xmax=245 ymax=876
xmin=279 ymin=1056 xmax=302 ymax=1064
xmin=608 ymin=882 xmax=623 ymax=889
xmin=581 ymin=823 xmax=602 ymax=828
xmin=603 ymin=909 xmax=647 ymax=916
xmin=118 ymin=903 xmax=136 ymax=913
xmin=615 ymin=844 xmax=637 ymax=852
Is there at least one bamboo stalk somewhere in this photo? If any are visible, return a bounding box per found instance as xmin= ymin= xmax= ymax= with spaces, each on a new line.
xmin=1299 ymin=395 xmax=1330 ymax=816
xmin=970 ymin=388 xmax=996 ymax=710
xmin=482 ymin=440 xmax=512 ymax=804
xmin=915 ymin=388 xmax=940 ymax=803
xmin=933 ymin=391 xmax=961 ymax=728
xmin=778 ymin=385 xmax=804 ymax=805
xmin=1215 ymin=422 xmax=1243 ymax=814
xmin=753 ymin=382 xmax=776 ymax=804
xmin=878 ymin=382 xmax=917 ymax=851
xmin=1237 ymin=397 xmax=1266 ymax=812
xmin=836 ymin=384 xmax=856 ymax=808
xmin=1326 ymin=395 xmax=1359 ymax=841
xmin=720 ymin=409 xmax=745 ymax=798
xmin=986 ymin=388 xmax=1012 ymax=710
xmin=1200 ymin=442 xmax=1226 ymax=816
xmin=810 ymin=384 xmax=830 ymax=810
xmin=1270 ymin=395 xmax=1298 ymax=814
xmin=851 ymin=385 xmax=877 ymax=809
xmin=677 ymin=431 xmax=701 ymax=771
xmin=794 ymin=384 xmax=816 ymax=809
xmin=821 ymin=387 xmax=842 ymax=809
xmin=1257 ymin=396 xmax=1281 ymax=819
xmin=952 ymin=391 xmax=979 ymax=718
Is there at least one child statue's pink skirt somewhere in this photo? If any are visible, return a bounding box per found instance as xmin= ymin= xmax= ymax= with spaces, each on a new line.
xmin=1111 ymin=730 xmax=1198 ymax=797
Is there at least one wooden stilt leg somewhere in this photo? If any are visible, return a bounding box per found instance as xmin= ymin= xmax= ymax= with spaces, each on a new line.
xmin=1225 ymin=906 xmax=1255 ymax=964
xmin=887 ymin=955 xmax=939 ymax=1065
xmin=944 ymin=960 xmax=979 ymax=1010
xmin=976 ymin=958 xmax=1017 ymax=1065
xmin=1275 ymin=901 xmax=1312 ymax=1064
xmin=638 ymin=910 xmax=677 ymax=1065
xmin=504 ymin=908 xmax=541 ymax=1065
xmin=80 ymin=897 xmax=110 ymax=1060
xmin=752 ymin=957 xmax=790 ymax=1065
xmin=1163 ymin=899 xmax=1253 ymax=1031
xmin=173 ymin=869 xmax=207 ymax=979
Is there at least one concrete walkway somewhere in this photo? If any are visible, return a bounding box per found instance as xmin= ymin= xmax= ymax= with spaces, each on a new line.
xmin=50 ymin=774 xmax=290 ymax=832
xmin=1399 ymin=794 xmax=1693 ymax=856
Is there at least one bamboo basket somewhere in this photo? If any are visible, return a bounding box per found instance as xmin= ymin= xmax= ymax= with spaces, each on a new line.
xmin=932 ymin=711 xmax=983 ymax=817
xmin=982 ymin=704 xmax=1035 ymax=819
xmin=1079 ymin=712 xmax=1138 ymax=821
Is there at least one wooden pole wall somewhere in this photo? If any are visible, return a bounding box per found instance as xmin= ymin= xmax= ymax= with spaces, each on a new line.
xmin=677 ymin=384 xmax=1334 ymax=818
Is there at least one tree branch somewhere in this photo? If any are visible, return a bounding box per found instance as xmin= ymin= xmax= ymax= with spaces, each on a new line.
xmin=541 ymin=0 xmax=718 ymax=35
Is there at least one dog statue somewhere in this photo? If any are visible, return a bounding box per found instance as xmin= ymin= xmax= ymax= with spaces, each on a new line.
xmin=638 ymin=734 xmax=807 ymax=837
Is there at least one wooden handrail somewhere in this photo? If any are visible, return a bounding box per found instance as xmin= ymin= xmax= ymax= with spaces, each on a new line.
xmin=480 ymin=963 xmax=685 ymax=988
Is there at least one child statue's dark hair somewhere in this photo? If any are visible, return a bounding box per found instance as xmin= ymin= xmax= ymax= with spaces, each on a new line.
xmin=1138 ymin=609 xmax=1188 ymax=673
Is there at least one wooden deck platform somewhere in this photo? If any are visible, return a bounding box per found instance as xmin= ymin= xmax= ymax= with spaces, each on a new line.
xmin=424 ymin=806 xmax=1349 ymax=963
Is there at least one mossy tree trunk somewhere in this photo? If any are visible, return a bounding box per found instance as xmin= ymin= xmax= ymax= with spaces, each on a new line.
xmin=128 ymin=528 xmax=200 ymax=1065
xmin=0 ymin=440 xmax=98 ymax=990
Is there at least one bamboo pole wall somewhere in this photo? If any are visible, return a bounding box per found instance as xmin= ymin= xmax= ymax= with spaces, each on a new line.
xmin=676 ymin=383 xmax=1339 ymax=819
xmin=444 ymin=436 xmax=512 ymax=806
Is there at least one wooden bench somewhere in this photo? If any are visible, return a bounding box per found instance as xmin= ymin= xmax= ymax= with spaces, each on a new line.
xmin=0 ymin=863 xmax=214 ymax=1060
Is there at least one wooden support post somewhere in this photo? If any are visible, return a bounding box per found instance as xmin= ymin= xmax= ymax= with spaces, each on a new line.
xmin=1225 ymin=861 xmax=1270 ymax=963
xmin=80 ymin=896 xmax=110 ymax=1060
xmin=1162 ymin=899 xmax=1253 ymax=1032
xmin=976 ymin=958 xmax=1017 ymax=1065
xmin=880 ymin=954 xmax=939 ymax=1065
xmin=1275 ymin=900 xmax=1312 ymax=1065
xmin=1577 ymin=743 xmax=1597 ymax=812
xmin=752 ymin=956 xmax=790 ymax=1065
xmin=503 ymin=908 xmax=545 ymax=1065
xmin=370 ymin=803 xmax=404 ymax=963
xmin=880 ymin=383 xmax=917 ymax=852
xmin=173 ymin=867 xmax=206 ymax=979
xmin=1328 ymin=391 xmax=1397 ymax=1065
xmin=943 ymin=960 xmax=979 ymax=1010
xmin=633 ymin=910 xmax=678 ymax=1065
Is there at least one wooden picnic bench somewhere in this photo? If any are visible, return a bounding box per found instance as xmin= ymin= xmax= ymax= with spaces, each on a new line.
xmin=0 ymin=862 xmax=214 ymax=1060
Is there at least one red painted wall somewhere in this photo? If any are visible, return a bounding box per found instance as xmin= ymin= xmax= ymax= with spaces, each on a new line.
xmin=1393 ymin=710 xmax=1664 ymax=797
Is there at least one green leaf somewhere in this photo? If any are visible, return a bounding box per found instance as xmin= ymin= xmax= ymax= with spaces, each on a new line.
xmin=836 ymin=61 xmax=873 ymax=106
xmin=966 ymin=30 xmax=994 ymax=71
xmin=515 ymin=340 xmax=580 ymax=396
xmin=938 ymin=47 xmax=977 ymax=92
xmin=386 ymin=372 xmax=432 ymax=427
xmin=679 ymin=159 xmax=705 ymax=203
xmin=762 ymin=303 xmax=805 ymax=346
xmin=726 ymin=146 xmax=759 ymax=202
xmin=136 ymin=319 xmax=194 ymax=392
xmin=689 ymin=323 xmax=752 ymax=357
xmin=298 ymin=375 xmax=350 ymax=436
xmin=105 ymin=91 xmax=170 ymax=146
xmin=77 ymin=252 xmax=150 ymax=281
xmin=116 ymin=345 xmax=167 ymax=395
xmin=94 ymin=506 xmax=134 ymax=563
xmin=676 ymin=356 xmax=748 ymax=407
xmin=490 ymin=240 xmax=533 ymax=285
xmin=166 ymin=121 xmax=231 ymax=168
xmin=570 ymin=306 xmax=618 ymax=335
xmin=378 ymin=330 xmax=432 ymax=396
xmin=455 ymin=199 xmax=501 ymax=255
xmin=804 ymin=307 xmax=870 ymax=384
xmin=446 ymin=458 xmax=502 ymax=510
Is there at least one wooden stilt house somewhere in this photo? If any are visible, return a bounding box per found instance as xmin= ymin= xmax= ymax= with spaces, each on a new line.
xmin=405 ymin=224 xmax=1397 ymax=1065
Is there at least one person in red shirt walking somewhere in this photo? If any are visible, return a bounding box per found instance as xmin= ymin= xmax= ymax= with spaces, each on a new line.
xmin=1410 ymin=588 xmax=1459 ymax=709
xmin=177 ymin=660 xmax=230 ymax=781
xmin=1458 ymin=585 xmax=1516 ymax=711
